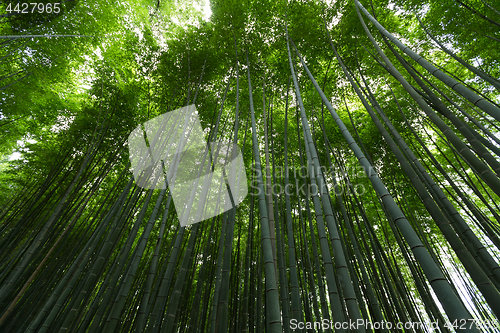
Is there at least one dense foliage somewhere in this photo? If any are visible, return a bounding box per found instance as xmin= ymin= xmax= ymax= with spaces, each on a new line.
xmin=1 ymin=0 xmax=500 ymax=332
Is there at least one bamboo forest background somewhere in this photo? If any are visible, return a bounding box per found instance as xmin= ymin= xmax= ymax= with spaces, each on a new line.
xmin=1 ymin=0 xmax=500 ymax=331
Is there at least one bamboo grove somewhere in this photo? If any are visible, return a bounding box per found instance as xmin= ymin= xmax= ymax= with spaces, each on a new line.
xmin=1 ymin=0 xmax=500 ymax=331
